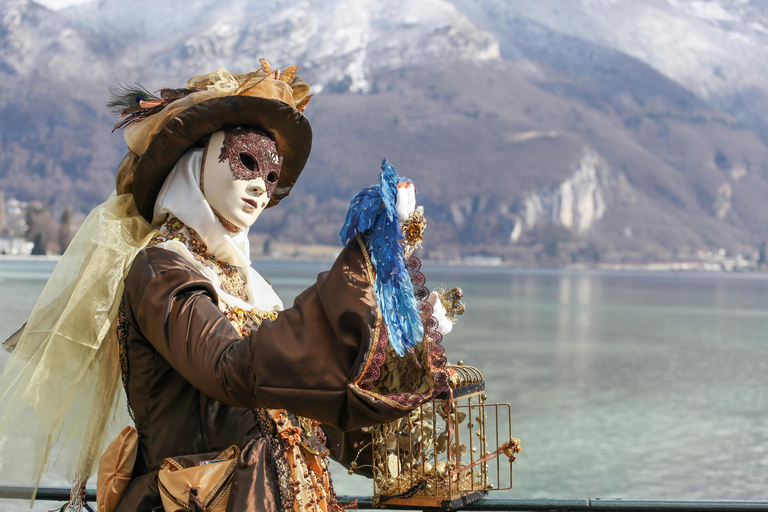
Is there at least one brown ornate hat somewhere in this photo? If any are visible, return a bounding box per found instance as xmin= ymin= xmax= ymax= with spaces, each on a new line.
xmin=110 ymin=60 xmax=313 ymax=223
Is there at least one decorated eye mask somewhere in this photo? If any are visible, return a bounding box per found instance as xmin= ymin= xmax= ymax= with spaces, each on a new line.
xmin=218 ymin=126 xmax=283 ymax=196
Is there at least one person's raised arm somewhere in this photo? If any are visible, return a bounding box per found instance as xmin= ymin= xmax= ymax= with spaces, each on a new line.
xmin=124 ymin=241 xmax=402 ymax=431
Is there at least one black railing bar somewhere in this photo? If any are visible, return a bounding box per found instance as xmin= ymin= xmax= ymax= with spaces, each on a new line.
xmin=588 ymin=500 xmax=768 ymax=511
xmin=335 ymin=497 xmax=592 ymax=510
xmin=2 ymin=488 xmax=768 ymax=511
xmin=0 ymin=486 xmax=96 ymax=501
xmin=335 ymin=498 xmax=768 ymax=511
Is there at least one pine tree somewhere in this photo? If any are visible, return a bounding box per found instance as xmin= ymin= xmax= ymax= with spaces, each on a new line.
xmin=59 ymin=206 xmax=72 ymax=252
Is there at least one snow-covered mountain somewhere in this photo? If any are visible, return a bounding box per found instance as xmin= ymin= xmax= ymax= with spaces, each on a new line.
xmin=1 ymin=0 xmax=768 ymax=264
xmin=53 ymin=0 xmax=500 ymax=92
xmin=449 ymin=0 xmax=768 ymax=142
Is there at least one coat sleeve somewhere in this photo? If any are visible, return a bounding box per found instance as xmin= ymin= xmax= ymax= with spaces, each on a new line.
xmin=123 ymin=241 xmax=436 ymax=432
xmin=322 ymin=424 xmax=375 ymax=478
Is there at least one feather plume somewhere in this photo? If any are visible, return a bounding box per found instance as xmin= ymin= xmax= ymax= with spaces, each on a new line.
xmin=110 ymin=104 xmax=166 ymax=132
xmin=340 ymin=160 xmax=424 ymax=356
xmin=107 ymin=82 xmax=158 ymax=118
xmin=108 ymin=85 xmax=201 ymax=132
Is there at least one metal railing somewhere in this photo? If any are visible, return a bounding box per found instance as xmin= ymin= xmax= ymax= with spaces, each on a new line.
xmin=2 ymin=487 xmax=768 ymax=511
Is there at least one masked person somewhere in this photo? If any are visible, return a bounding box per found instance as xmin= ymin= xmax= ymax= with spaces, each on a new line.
xmin=0 ymin=62 xmax=458 ymax=512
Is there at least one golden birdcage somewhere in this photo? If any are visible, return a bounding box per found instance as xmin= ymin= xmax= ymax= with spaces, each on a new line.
xmin=368 ymin=363 xmax=521 ymax=510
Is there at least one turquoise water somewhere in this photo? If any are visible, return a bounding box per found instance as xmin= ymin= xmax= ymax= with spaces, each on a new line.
xmin=1 ymin=259 xmax=767 ymax=501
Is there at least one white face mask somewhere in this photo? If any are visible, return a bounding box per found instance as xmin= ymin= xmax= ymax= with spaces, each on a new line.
xmin=201 ymin=129 xmax=280 ymax=231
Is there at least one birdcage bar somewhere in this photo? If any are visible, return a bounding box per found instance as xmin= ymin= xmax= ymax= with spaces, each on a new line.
xmin=468 ymin=394 xmax=476 ymax=493
xmin=370 ymin=363 xmax=518 ymax=509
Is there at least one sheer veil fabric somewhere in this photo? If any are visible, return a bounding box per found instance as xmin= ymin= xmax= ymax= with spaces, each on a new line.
xmin=0 ymin=194 xmax=154 ymax=502
xmin=0 ymin=147 xmax=281 ymax=504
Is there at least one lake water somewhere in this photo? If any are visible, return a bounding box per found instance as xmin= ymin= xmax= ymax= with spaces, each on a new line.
xmin=1 ymin=258 xmax=767 ymax=504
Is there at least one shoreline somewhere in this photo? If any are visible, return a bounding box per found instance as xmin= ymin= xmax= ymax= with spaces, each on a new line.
xmin=1 ymin=253 xmax=764 ymax=274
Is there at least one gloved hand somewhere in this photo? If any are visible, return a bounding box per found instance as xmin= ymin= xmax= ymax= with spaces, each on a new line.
xmin=427 ymin=290 xmax=454 ymax=336
xmin=396 ymin=181 xmax=417 ymax=229
xmin=395 ymin=180 xmax=455 ymax=337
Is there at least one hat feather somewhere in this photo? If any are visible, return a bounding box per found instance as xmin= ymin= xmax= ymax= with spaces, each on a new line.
xmin=107 ymin=82 xmax=158 ymax=118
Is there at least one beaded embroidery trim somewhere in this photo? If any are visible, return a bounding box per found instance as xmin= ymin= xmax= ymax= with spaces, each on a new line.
xmin=271 ymin=410 xmax=342 ymax=512
xmin=354 ymin=238 xmax=449 ymax=409
xmin=148 ymin=217 xmax=278 ymax=336
xmin=116 ymin=299 xmax=134 ymax=422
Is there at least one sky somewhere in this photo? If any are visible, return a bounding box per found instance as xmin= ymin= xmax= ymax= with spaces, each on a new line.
xmin=35 ymin=0 xmax=93 ymax=9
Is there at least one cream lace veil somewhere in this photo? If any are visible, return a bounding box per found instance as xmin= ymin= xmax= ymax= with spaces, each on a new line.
xmin=0 ymin=194 xmax=155 ymax=505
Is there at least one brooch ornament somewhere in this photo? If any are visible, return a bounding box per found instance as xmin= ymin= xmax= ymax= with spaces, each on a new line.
xmin=401 ymin=206 xmax=426 ymax=257
xmin=435 ymin=284 xmax=465 ymax=324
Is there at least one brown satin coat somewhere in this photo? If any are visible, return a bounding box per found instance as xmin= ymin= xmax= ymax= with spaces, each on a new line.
xmin=115 ymin=243 xmax=389 ymax=512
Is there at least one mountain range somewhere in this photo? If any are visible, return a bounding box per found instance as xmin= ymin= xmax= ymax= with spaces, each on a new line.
xmin=1 ymin=0 xmax=767 ymax=265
